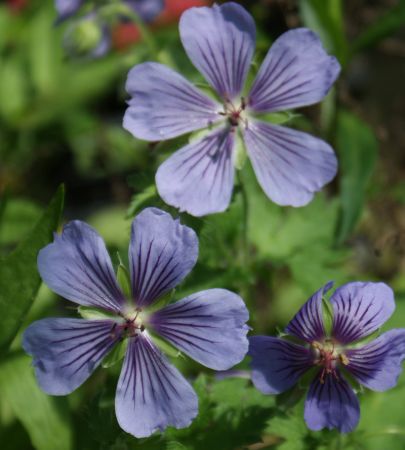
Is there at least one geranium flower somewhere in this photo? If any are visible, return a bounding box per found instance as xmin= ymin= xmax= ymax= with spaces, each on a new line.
xmin=55 ymin=0 xmax=164 ymax=57
xmin=123 ymin=2 xmax=341 ymax=217
xmin=55 ymin=0 xmax=164 ymax=23
xmin=249 ymin=281 xmax=405 ymax=433
xmin=23 ymin=208 xmax=249 ymax=437
xmin=55 ymin=0 xmax=84 ymax=22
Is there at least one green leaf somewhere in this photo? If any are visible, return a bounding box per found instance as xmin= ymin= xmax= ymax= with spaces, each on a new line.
xmin=358 ymin=381 xmax=405 ymax=450
xmin=77 ymin=306 xmax=115 ymax=321
xmin=300 ymin=0 xmax=347 ymax=65
xmin=0 ymin=57 xmax=28 ymax=122
xmin=27 ymin=8 xmax=58 ymax=97
xmin=263 ymin=402 xmax=308 ymax=450
xmin=0 ymin=186 xmax=64 ymax=356
xmin=246 ymin=162 xmax=339 ymax=260
xmin=322 ymin=295 xmax=334 ymax=335
xmin=0 ymin=198 xmax=41 ymax=247
xmin=335 ymin=111 xmax=378 ymax=244
xmin=150 ymin=333 xmax=182 ymax=359
xmin=126 ymin=184 xmax=158 ymax=219
xmin=0 ymin=353 xmax=72 ymax=450
xmin=352 ymin=0 xmax=405 ymax=53
xmin=116 ymin=260 xmax=131 ymax=300
xmin=288 ymin=243 xmax=349 ymax=293
xmin=166 ymin=442 xmax=190 ymax=450
xmin=87 ymin=206 xmax=129 ymax=248
xmin=254 ymin=110 xmax=301 ymax=125
xmin=233 ymin=132 xmax=247 ymax=170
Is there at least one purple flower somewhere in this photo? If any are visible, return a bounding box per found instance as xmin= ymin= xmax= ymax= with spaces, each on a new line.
xmin=63 ymin=13 xmax=112 ymax=59
xmin=123 ymin=2 xmax=341 ymax=217
xmin=23 ymin=208 xmax=249 ymax=438
xmin=55 ymin=0 xmax=84 ymax=23
xmin=249 ymin=281 xmax=405 ymax=433
xmin=55 ymin=1 xmax=163 ymax=58
xmin=55 ymin=0 xmax=163 ymax=23
xmin=124 ymin=0 xmax=164 ymax=23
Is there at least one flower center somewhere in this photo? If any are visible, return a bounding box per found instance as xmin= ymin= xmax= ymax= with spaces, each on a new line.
xmin=112 ymin=308 xmax=146 ymax=339
xmin=221 ymin=98 xmax=247 ymax=128
xmin=311 ymin=340 xmax=349 ymax=384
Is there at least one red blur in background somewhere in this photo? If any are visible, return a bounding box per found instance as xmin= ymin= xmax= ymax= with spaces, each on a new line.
xmin=5 ymin=0 xmax=210 ymax=49
xmin=6 ymin=0 xmax=28 ymax=13
xmin=113 ymin=0 xmax=210 ymax=50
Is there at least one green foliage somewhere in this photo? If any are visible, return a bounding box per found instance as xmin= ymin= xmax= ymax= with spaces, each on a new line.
xmin=0 ymin=198 xmax=41 ymax=248
xmin=0 ymin=1 xmax=403 ymax=449
xmin=264 ymin=403 xmax=308 ymax=450
xmin=116 ymin=261 xmax=132 ymax=300
xmin=352 ymin=0 xmax=405 ymax=52
xmin=300 ymin=0 xmax=347 ymax=65
xmin=335 ymin=111 xmax=378 ymax=244
xmin=357 ymin=381 xmax=405 ymax=450
xmin=102 ymin=339 xmax=128 ymax=369
xmin=0 ymin=186 xmax=64 ymax=356
xmin=127 ymin=184 xmax=160 ymax=219
xmin=0 ymin=353 xmax=72 ymax=450
xmin=164 ymin=376 xmax=276 ymax=450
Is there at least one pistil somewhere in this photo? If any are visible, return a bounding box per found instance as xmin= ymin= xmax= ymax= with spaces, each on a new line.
xmin=112 ymin=308 xmax=146 ymax=339
xmin=220 ymin=98 xmax=247 ymax=128
xmin=311 ymin=340 xmax=349 ymax=384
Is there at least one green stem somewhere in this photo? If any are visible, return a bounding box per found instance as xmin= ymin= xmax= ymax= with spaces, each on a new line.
xmin=124 ymin=10 xmax=159 ymax=60
xmin=99 ymin=3 xmax=159 ymax=60
xmin=333 ymin=432 xmax=344 ymax=450
xmin=237 ymin=170 xmax=249 ymax=265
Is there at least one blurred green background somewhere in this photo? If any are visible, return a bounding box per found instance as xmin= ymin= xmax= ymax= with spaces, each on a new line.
xmin=0 ymin=0 xmax=404 ymax=449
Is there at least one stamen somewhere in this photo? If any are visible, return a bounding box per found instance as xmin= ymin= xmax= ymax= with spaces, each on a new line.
xmin=311 ymin=340 xmax=347 ymax=383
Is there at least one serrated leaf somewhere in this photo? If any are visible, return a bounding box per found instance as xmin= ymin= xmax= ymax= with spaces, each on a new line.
xmin=0 ymin=186 xmax=64 ymax=357
xmin=0 ymin=353 xmax=72 ymax=450
xmin=166 ymin=442 xmax=190 ymax=450
xmin=264 ymin=404 xmax=307 ymax=450
xmin=126 ymin=184 xmax=158 ymax=219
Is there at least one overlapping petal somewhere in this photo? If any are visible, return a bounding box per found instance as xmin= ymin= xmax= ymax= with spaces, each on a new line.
xmin=129 ymin=208 xmax=198 ymax=307
xmin=149 ymin=289 xmax=249 ymax=370
xmin=248 ymin=28 xmax=340 ymax=113
xmin=304 ymin=371 xmax=360 ymax=433
xmin=330 ymin=282 xmax=395 ymax=344
xmin=243 ymin=121 xmax=337 ymax=207
xmin=345 ymin=329 xmax=405 ymax=391
xmin=115 ymin=333 xmax=198 ymax=438
xmin=38 ymin=221 xmax=125 ymax=313
xmin=179 ymin=2 xmax=256 ymax=100
xmin=285 ymin=282 xmax=333 ymax=343
xmin=23 ymin=318 xmax=120 ymax=395
xmin=156 ymin=127 xmax=235 ymax=216
xmin=249 ymin=336 xmax=312 ymax=394
xmin=123 ymin=62 xmax=222 ymax=141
